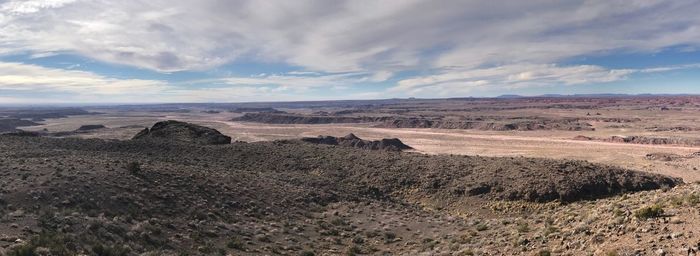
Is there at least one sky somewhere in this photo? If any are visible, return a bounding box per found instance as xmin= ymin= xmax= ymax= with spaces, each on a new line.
xmin=1 ymin=0 xmax=700 ymax=104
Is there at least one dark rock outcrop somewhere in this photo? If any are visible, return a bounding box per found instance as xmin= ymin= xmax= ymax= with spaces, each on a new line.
xmin=77 ymin=124 xmax=106 ymax=131
xmin=1 ymin=108 xmax=95 ymax=120
xmin=233 ymin=113 xmax=390 ymax=124
xmin=301 ymin=133 xmax=412 ymax=151
xmin=229 ymin=107 xmax=285 ymax=113
xmin=645 ymin=153 xmax=682 ymax=161
xmin=0 ymin=118 xmax=41 ymax=133
xmin=572 ymin=135 xmax=593 ymax=140
xmin=606 ymin=135 xmax=700 ymax=147
xmin=132 ymin=120 xmax=231 ymax=145
xmin=0 ymin=130 xmax=41 ymax=137
xmin=377 ymin=117 xmax=595 ymax=131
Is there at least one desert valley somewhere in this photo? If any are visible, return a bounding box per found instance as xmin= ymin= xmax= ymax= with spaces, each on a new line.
xmin=1 ymin=95 xmax=700 ymax=255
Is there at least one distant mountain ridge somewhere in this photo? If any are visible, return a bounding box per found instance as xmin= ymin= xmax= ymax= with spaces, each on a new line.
xmin=496 ymin=93 xmax=698 ymax=98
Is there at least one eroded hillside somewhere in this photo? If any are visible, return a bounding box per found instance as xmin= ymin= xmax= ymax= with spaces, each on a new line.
xmin=0 ymin=133 xmax=692 ymax=255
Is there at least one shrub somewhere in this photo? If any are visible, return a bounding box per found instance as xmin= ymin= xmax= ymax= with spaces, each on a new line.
xmin=688 ymin=193 xmax=700 ymax=206
xmin=330 ymin=218 xmax=347 ymax=226
xmin=126 ymin=162 xmax=141 ymax=175
xmin=606 ymin=250 xmax=619 ymax=256
xmin=257 ymin=235 xmax=272 ymax=243
xmin=669 ymin=196 xmax=684 ymax=206
xmin=300 ymin=251 xmax=315 ymax=256
xmin=92 ymin=244 xmax=129 ymax=256
xmin=634 ymin=205 xmax=664 ymax=219
xmin=516 ymin=222 xmax=529 ymax=233
xmin=352 ymin=236 xmax=364 ymax=244
xmin=227 ymin=237 xmax=245 ymax=250
xmin=8 ymin=232 xmax=71 ymax=256
xmin=612 ymin=208 xmax=625 ymax=217
xmin=542 ymin=225 xmax=558 ymax=236
xmin=345 ymin=245 xmax=362 ymax=256
xmin=383 ymin=232 xmax=396 ymax=243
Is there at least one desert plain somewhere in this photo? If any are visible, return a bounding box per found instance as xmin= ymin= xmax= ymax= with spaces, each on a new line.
xmin=2 ymin=96 xmax=700 ymax=255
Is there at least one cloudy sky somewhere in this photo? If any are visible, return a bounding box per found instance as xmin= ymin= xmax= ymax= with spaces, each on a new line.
xmin=1 ymin=0 xmax=700 ymax=103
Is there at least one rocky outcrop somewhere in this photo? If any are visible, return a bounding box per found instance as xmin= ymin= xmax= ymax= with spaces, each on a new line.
xmin=0 ymin=108 xmax=96 ymax=122
xmin=572 ymin=135 xmax=593 ymax=140
xmin=606 ymin=135 xmax=700 ymax=146
xmin=132 ymin=120 xmax=231 ymax=145
xmin=645 ymin=153 xmax=683 ymax=161
xmin=233 ymin=113 xmax=390 ymax=124
xmin=377 ymin=118 xmax=595 ymax=131
xmin=233 ymin=113 xmax=595 ymax=131
xmin=301 ymin=133 xmax=413 ymax=151
xmin=77 ymin=124 xmax=106 ymax=131
xmin=229 ymin=107 xmax=285 ymax=113
xmin=0 ymin=130 xmax=41 ymax=137
xmin=0 ymin=118 xmax=41 ymax=133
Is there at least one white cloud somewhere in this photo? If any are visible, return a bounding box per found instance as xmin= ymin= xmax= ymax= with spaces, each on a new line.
xmin=0 ymin=62 xmax=168 ymax=95
xmin=2 ymin=59 xmax=698 ymax=103
xmin=1 ymin=0 xmax=77 ymax=14
xmin=220 ymin=72 xmax=364 ymax=89
xmin=2 ymin=0 xmax=700 ymax=100
xmin=2 ymin=0 xmax=699 ymax=74
xmin=0 ymin=61 xmax=373 ymax=103
xmin=368 ymin=71 xmax=393 ymax=82
xmin=389 ymin=62 xmax=700 ymax=97
xmin=390 ymin=64 xmax=630 ymax=96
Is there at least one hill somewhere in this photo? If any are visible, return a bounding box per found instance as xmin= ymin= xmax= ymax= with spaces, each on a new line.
xmin=0 ymin=133 xmax=685 ymax=255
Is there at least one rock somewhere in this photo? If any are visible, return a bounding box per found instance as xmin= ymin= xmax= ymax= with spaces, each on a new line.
xmin=645 ymin=153 xmax=682 ymax=162
xmin=300 ymin=133 xmax=412 ymax=151
xmin=8 ymin=209 xmax=24 ymax=217
xmin=35 ymin=247 xmax=51 ymax=256
xmin=572 ymin=135 xmax=593 ymax=141
xmin=132 ymin=120 xmax=231 ymax=145
xmin=233 ymin=113 xmax=388 ymax=124
xmin=76 ymin=124 xmax=106 ymax=131
xmin=0 ymin=118 xmax=41 ymax=133
xmin=1 ymin=130 xmax=41 ymax=137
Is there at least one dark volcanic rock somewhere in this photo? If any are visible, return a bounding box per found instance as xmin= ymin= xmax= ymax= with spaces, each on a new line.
xmin=301 ymin=133 xmax=412 ymax=151
xmin=77 ymin=124 xmax=106 ymax=131
xmin=132 ymin=120 xmax=231 ymax=145
xmin=0 ymin=118 xmax=41 ymax=133
xmin=0 ymin=130 xmax=41 ymax=137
